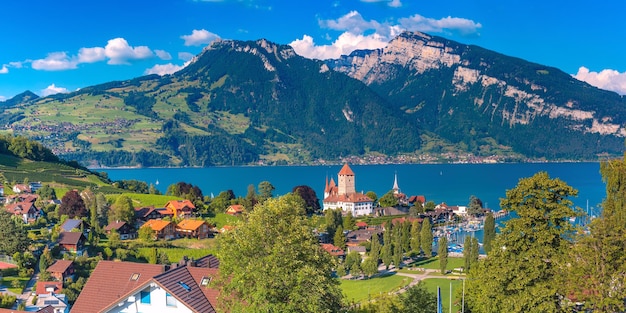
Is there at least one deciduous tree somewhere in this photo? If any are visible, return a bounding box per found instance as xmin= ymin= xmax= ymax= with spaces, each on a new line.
xmin=438 ymin=236 xmax=448 ymax=274
xmin=467 ymin=172 xmax=578 ymax=313
xmin=216 ymin=194 xmax=343 ymax=312
xmin=482 ymin=212 xmax=495 ymax=254
xmin=410 ymin=220 xmax=421 ymax=255
xmin=58 ymin=190 xmax=87 ymax=218
xmin=420 ymin=218 xmax=433 ymax=258
xmin=292 ymin=185 xmax=320 ymax=215
xmin=109 ymin=195 xmax=135 ymax=224
xmin=0 ymin=210 xmax=29 ymax=255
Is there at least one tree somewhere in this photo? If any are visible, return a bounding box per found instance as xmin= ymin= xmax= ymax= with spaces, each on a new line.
xmin=365 ymin=191 xmax=378 ymax=204
xmin=138 ymin=226 xmax=156 ymax=241
xmin=420 ymin=218 xmax=433 ymax=258
xmin=334 ymin=225 xmax=346 ymax=249
xmin=410 ymin=220 xmax=421 ymax=255
xmin=209 ymin=190 xmax=236 ymax=213
xmin=242 ymin=184 xmax=258 ymax=211
xmin=409 ymin=201 xmax=424 ymax=216
xmin=482 ymin=212 xmax=496 ymax=254
xmin=58 ymin=190 xmax=87 ymax=218
xmin=343 ymin=212 xmax=355 ymax=230
xmin=109 ymin=195 xmax=135 ymax=224
xmin=0 ymin=210 xmax=29 ymax=255
xmin=95 ymin=192 xmax=110 ymax=229
xmin=216 ymin=194 xmax=343 ymax=312
xmin=345 ymin=251 xmax=362 ymax=276
xmin=292 ymin=185 xmax=320 ymax=215
xmin=362 ymin=256 xmax=378 ymax=278
xmin=257 ymin=181 xmax=275 ymax=203
xmin=382 ymin=223 xmax=393 ymax=268
xmin=561 ymin=157 xmax=626 ymax=312
xmin=463 ymin=235 xmax=472 ymax=273
xmin=467 ymin=195 xmax=483 ymax=216
xmin=467 ymin=172 xmax=578 ymax=313
xmin=400 ymin=281 xmax=438 ymax=313
xmin=36 ymin=184 xmax=57 ymax=200
xmin=378 ymin=190 xmax=398 ymax=207
xmin=324 ymin=208 xmax=343 ymax=239
xmin=438 ymin=236 xmax=448 ymax=274
xmin=392 ymin=224 xmax=403 ymax=268
xmin=424 ymin=201 xmax=436 ymax=211
xmin=369 ymin=232 xmax=381 ymax=263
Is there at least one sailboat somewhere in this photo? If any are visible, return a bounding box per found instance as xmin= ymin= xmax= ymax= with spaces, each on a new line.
xmin=155 ymin=179 xmax=159 ymax=186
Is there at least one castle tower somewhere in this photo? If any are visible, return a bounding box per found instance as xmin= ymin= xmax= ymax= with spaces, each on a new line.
xmin=337 ymin=163 xmax=356 ymax=196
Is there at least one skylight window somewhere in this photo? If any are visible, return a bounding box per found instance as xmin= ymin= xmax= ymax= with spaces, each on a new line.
xmin=200 ymin=277 xmax=211 ymax=286
xmin=130 ymin=273 xmax=140 ymax=281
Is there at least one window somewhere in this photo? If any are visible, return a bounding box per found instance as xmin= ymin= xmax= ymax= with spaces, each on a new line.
xmin=166 ymin=293 xmax=176 ymax=307
xmin=130 ymin=273 xmax=140 ymax=281
xmin=140 ymin=290 xmax=151 ymax=304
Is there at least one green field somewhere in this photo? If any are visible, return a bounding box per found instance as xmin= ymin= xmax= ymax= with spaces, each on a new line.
xmin=206 ymin=213 xmax=240 ymax=228
xmin=421 ymin=278 xmax=464 ymax=313
xmin=106 ymin=193 xmax=182 ymax=207
xmin=340 ymin=273 xmax=411 ymax=304
xmin=407 ymin=257 xmax=465 ymax=272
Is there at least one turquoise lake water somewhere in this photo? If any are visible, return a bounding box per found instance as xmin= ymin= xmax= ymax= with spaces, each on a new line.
xmin=102 ymin=162 xmax=606 ymax=213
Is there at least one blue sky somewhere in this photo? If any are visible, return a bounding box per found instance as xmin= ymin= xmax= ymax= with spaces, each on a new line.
xmin=1 ymin=0 xmax=625 ymax=101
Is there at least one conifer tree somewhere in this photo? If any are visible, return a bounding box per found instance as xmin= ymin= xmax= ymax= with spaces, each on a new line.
xmin=438 ymin=236 xmax=448 ymax=274
xmin=483 ymin=212 xmax=496 ymax=254
xmin=420 ymin=218 xmax=433 ymax=258
xmin=410 ymin=219 xmax=421 ymax=254
xmin=382 ymin=222 xmax=393 ymax=268
xmin=370 ymin=232 xmax=381 ymax=263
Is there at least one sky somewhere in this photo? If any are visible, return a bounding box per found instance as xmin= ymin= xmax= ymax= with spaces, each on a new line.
xmin=1 ymin=0 xmax=625 ymax=101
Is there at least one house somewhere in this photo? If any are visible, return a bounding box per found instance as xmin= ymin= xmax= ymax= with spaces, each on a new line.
xmin=347 ymin=245 xmax=367 ymax=257
xmin=225 ymin=204 xmax=244 ymax=216
xmin=60 ymin=219 xmax=89 ymax=237
xmin=164 ymin=200 xmax=196 ymax=218
xmin=355 ymin=221 xmax=368 ymax=229
xmin=141 ymin=219 xmax=176 ymax=240
xmin=104 ymin=221 xmax=137 ymax=240
xmin=71 ymin=255 xmax=220 ymax=313
xmin=322 ymin=164 xmax=375 ymax=217
xmin=320 ymin=243 xmax=345 ymax=259
xmin=57 ymin=232 xmax=86 ymax=255
xmin=176 ymin=219 xmax=211 ymax=239
xmin=5 ymin=201 xmax=40 ymax=223
xmin=46 ymin=260 xmax=75 ymax=282
xmin=35 ymin=292 xmax=69 ymax=313
xmin=12 ymin=184 xmax=31 ymax=193
xmin=134 ymin=206 xmax=173 ymax=222
xmin=29 ymin=181 xmax=43 ymax=192
xmin=220 ymin=225 xmax=235 ymax=233
xmin=36 ymin=281 xmax=63 ymax=295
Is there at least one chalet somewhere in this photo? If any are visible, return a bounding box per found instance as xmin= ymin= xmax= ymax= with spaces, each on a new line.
xmin=355 ymin=221 xmax=368 ymax=229
xmin=134 ymin=206 xmax=173 ymax=222
xmin=176 ymin=219 xmax=212 ymax=239
xmin=225 ymin=204 xmax=244 ymax=216
xmin=5 ymin=201 xmax=40 ymax=223
xmin=71 ymin=255 xmax=220 ymax=313
xmin=323 ymin=164 xmax=374 ymax=217
xmin=141 ymin=219 xmax=176 ymax=240
xmin=164 ymin=200 xmax=196 ymax=218
xmin=320 ymin=243 xmax=345 ymax=259
xmin=57 ymin=232 xmax=86 ymax=255
xmin=104 ymin=221 xmax=137 ymax=240
xmin=46 ymin=260 xmax=75 ymax=282
xmin=35 ymin=281 xmax=63 ymax=296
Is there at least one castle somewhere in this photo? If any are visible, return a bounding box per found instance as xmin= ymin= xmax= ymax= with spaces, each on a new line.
xmin=322 ymin=163 xmax=374 ymax=216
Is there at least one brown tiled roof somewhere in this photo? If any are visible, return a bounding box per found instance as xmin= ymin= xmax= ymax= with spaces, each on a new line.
xmin=70 ymin=261 xmax=164 ymax=313
xmin=36 ymin=306 xmax=56 ymax=313
xmin=46 ymin=260 xmax=73 ymax=274
xmin=323 ymin=192 xmax=373 ymax=203
xmin=154 ymin=266 xmax=217 ymax=313
xmin=320 ymin=243 xmax=345 ymax=257
xmin=104 ymin=221 xmax=128 ymax=231
xmin=57 ymin=232 xmax=84 ymax=245
xmin=338 ymin=163 xmax=354 ymax=175
xmin=189 ymin=267 xmax=220 ymax=310
xmin=177 ymin=219 xmax=207 ymax=231
xmin=35 ymin=281 xmax=63 ymax=295
xmin=0 ymin=308 xmax=29 ymax=313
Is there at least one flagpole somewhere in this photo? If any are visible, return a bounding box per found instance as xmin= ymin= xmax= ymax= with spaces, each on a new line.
xmin=450 ymin=281 xmax=452 ymax=313
xmin=462 ymin=279 xmax=465 ymax=313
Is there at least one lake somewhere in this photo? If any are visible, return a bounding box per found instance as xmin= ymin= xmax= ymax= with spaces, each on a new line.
xmin=102 ymin=162 xmax=606 ymax=213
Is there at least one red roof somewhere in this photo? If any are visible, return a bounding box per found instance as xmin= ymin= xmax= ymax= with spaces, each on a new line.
xmin=176 ymin=219 xmax=208 ymax=231
xmin=46 ymin=260 xmax=73 ymax=273
xmin=338 ymin=163 xmax=355 ymax=176
xmin=35 ymin=281 xmax=63 ymax=295
xmin=355 ymin=221 xmax=368 ymax=228
xmin=323 ymin=192 xmax=373 ymax=204
xmin=141 ymin=219 xmax=172 ymax=231
xmin=320 ymin=243 xmax=345 ymax=257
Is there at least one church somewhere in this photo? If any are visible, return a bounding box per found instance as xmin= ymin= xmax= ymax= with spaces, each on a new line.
xmin=323 ymin=163 xmax=374 ymax=216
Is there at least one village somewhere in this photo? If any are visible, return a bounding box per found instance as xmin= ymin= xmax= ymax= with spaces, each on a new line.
xmin=0 ymin=163 xmax=501 ymax=312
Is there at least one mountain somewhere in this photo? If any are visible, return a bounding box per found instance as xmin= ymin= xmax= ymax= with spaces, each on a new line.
xmin=328 ymin=31 xmax=626 ymax=159
xmin=1 ymin=90 xmax=39 ymax=108
xmin=1 ymin=33 xmax=625 ymax=167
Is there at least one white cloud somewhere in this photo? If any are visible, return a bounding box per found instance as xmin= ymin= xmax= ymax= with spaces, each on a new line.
xmin=360 ymin=0 xmax=402 ymax=7
xmin=0 ymin=65 xmax=8 ymax=74
xmin=179 ymin=52 xmax=195 ymax=62
xmin=292 ymin=11 xmax=481 ymax=60
xmin=155 ymin=50 xmax=172 ymax=60
xmin=78 ymin=47 xmax=106 ymax=63
xmin=0 ymin=96 xmax=6 ymax=101
xmin=105 ymin=38 xmax=154 ymax=65
xmin=181 ymin=29 xmax=220 ymax=46
xmin=41 ymin=84 xmax=70 ymax=97
xmin=31 ymin=52 xmax=78 ymax=71
xmin=398 ymin=14 xmax=482 ymax=35
xmin=144 ymin=61 xmax=191 ymax=76
xmin=573 ymin=66 xmax=626 ymax=95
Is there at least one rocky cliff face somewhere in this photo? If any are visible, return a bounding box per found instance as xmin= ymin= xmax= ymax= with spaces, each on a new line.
xmin=328 ymin=31 xmax=626 ymax=140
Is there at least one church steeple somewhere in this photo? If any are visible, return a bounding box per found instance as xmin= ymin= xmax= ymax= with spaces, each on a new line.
xmin=392 ymin=171 xmax=400 ymax=194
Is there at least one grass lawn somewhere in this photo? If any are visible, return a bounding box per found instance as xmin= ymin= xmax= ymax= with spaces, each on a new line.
xmin=340 ymin=273 xmax=411 ymax=304
xmin=206 ymin=213 xmax=240 ymax=228
xmin=409 ymin=257 xmax=465 ymax=271
xmin=421 ymin=278 xmax=465 ymax=313
xmin=1 ymin=276 xmax=30 ymax=294
xmin=137 ymin=247 xmax=216 ymax=263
